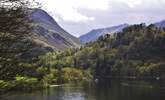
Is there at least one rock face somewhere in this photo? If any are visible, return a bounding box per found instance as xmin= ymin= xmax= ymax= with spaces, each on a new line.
xmin=29 ymin=9 xmax=81 ymax=50
xmin=154 ymin=20 xmax=165 ymax=28
xmin=79 ymin=24 xmax=129 ymax=43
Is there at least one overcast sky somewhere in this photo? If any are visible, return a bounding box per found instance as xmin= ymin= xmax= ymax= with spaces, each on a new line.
xmin=37 ymin=0 xmax=165 ymax=37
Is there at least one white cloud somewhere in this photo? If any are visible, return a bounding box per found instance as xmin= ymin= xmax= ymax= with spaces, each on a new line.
xmin=37 ymin=0 xmax=109 ymax=22
xmin=119 ymin=0 xmax=142 ymax=8
xmin=74 ymin=0 xmax=109 ymax=10
xmin=36 ymin=0 xmax=165 ymax=36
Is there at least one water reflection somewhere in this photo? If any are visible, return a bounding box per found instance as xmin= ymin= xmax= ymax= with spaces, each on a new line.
xmin=1 ymin=80 xmax=165 ymax=100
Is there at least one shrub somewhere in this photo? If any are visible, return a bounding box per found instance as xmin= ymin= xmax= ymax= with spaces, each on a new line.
xmin=61 ymin=68 xmax=84 ymax=83
xmin=43 ymin=68 xmax=92 ymax=84
xmin=43 ymin=69 xmax=58 ymax=84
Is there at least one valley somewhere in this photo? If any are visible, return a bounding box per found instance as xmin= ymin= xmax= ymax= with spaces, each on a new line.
xmin=0 ymin=0 xmax=165 ymax=100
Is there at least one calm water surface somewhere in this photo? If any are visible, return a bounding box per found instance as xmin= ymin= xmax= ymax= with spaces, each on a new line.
xmin=1 ymin=80 xmax=165 ymax=100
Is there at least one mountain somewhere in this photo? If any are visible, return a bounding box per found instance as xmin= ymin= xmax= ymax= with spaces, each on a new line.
xmin=154 ymin=20 xmax=165 ymax=28
xmin=29 ymin=9 xmax=81 ymax=50
xmin=79 ymin=24 xmax=129 ymax=43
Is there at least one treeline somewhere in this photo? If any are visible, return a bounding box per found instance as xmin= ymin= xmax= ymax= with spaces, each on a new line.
xmin=39 ymin=24 xmax=165 ymax=80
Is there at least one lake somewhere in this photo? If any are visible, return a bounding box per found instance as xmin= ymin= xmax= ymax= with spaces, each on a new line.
xmin=1 ymin=79 xmax=165 ymax=100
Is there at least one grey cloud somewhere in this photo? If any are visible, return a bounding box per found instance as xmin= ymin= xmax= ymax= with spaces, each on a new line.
xmin=56 ymin=0 xmax=165 ymax=37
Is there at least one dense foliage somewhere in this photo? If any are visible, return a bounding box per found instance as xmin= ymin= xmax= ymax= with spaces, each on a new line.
xmin=0 ymin=0 xmax=50 ymax=92
xmin=0 ymin=0 xmax=51 ymax=81
xmin=1 ymin=2 xmax=165 ymax=91
xmin=40 ymin=24 xmax=165 ymax=80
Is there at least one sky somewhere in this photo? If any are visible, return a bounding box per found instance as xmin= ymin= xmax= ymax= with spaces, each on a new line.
xmin=37 ymin=0 xmax=165 ymax=37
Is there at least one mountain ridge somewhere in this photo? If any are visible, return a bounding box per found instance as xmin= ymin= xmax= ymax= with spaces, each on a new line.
xmin=29 ymin=9 xmax=81 ymax=50
xmin=154 ymin=20 xmax=165 ymax=28
xmin=79 ymin=24 xmax=129 ymax=43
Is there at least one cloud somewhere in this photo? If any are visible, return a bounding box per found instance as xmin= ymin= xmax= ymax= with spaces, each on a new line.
xmin=37 ymin=0 xmax=165 ymax=23
xmin=119 ymin=0 xmax=142 ymax=8
xmin=37 ymin=0 xmax=109 ymax=22
xmin=36 ymin=0 xmax=165 ymax=37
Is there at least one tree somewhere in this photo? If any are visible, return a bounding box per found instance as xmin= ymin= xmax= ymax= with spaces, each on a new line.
xmin=0 ymin=0 xmax=39 ymax=80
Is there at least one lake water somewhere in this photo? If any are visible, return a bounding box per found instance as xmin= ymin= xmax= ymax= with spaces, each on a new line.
xmin=1 ymin=80 xmax=165 ymax=100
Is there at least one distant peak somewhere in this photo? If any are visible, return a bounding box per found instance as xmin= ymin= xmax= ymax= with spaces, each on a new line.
xmin=154 ymin=19 xmax=165 ymax=28
xmin=79 ymin=23 xmax=129 ymax=43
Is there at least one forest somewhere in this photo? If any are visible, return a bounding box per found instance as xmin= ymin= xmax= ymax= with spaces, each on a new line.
xmin=0 ymin=0 xmax=165 ymax=93
xmin=39 ymin=24 xmax=165 ymax=80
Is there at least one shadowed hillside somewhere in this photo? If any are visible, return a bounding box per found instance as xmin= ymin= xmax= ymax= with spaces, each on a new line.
xmin=30 ymin=9 xmax=81 ymax=50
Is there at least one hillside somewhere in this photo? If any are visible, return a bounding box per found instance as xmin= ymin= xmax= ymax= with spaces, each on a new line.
xmin=40 ymin=24 xmax=165 ymax=79
xmin=0 ymin=8 xmax=81 ymax=81
xmin=30 ymin=9 xmax=81 ymax=50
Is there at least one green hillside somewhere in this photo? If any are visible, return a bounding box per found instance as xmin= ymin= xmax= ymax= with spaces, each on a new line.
xmin=40 ymin=24 xmax=165 ymax=80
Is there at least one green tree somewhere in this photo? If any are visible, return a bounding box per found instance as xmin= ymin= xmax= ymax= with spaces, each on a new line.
xmin=0 ymin=0 xmax=39 ymax=80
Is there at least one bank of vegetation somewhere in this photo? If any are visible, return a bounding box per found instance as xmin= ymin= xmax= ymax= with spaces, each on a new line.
xmin=42 ymin=24 xmax=165 ymax=80
xmin=1 ymin=0 xmax=165 ymax=93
